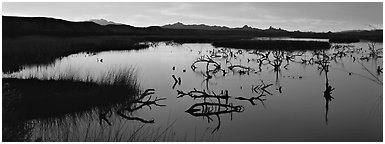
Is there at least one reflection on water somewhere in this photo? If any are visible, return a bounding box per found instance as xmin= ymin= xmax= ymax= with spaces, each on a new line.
xmin=116 ymin=89 xmax=166 ymax=124
xmin=252 ymin=37 xmax=330 ymax=42
xmin=3 ymin=39 xmax=383 ymax=141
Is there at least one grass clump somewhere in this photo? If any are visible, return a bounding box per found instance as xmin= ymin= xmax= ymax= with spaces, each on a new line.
xmin=3 ymin=67 xmax=139 ymax=123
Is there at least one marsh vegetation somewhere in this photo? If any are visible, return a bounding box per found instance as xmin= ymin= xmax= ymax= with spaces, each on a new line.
xmin=2 ymin=15 xmax=383 ymax=142
xmin=3 ymin=37 xmax=382 ymax=141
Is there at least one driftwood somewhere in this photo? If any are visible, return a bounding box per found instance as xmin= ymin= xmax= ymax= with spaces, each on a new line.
xmin=249 ymin=51 xmax=270 ymax=59
xmin=235 ymin=93 xmax=266 ymax=106
xmin=98 ymin=89 xmax=166 ymax=125
xmin=185 ymin=102 xmax=244 ymax=133
xmin=117 ymin=110 xmax=155 ymax=123
xmin=124 ymin=89 xmax=166 ymax=111
xmin=191 ymin=57 xmax=221 ymax=71
xmin=118 ymin=89 xmax=166 ymax=123
xmin=171 ymin=75 xmax=181 ymax=89
xmin=186 ymin=102 xmax=244 ymax=116
xmin=323 ymin=79 xmax=335 ymax=125
xmin=201 ymin=71 xmax=213 ymax=80
xmin=251 ymin=80 xmax=273 ymax=95
xmin=377 ymin=66 xmax=383 ymax=75
xmin=228 ymin=65 xmax=255 ymax=73
xmin=125 ymin=96 xmax=166 ymax=111
xmin=177 ymin=88 xmax=231 ymax=104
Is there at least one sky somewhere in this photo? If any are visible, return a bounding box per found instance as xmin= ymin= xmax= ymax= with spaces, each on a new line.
xmin=2 ymin=2 xmax=383 ymax=32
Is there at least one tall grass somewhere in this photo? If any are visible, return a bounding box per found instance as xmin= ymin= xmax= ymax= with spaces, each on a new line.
xmin=28 ymin=114 xmax=180 ymax=142
xmin=4 ymin=73 xmax=218 ymax=141
xmin=3 ymin=67 xmax=140 ymax=121
xmin=3 ymin=107 xmax=180 ymax=142
xmin=28 ymin=113 xmax=219 ymax=142
xmin=2 ymin=67 xmax=142 ymax=142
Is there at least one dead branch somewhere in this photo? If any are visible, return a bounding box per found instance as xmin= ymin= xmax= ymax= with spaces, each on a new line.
xmin=185 ymin=102 xmax=244 ymax=117
xmin=251 ymin=80 xmax=273 ymax=95
xmin=136 ymin=88 xmax=155 ymax=100
xmin=117 ymin=110 xmax=154 ymax=123
xmin=228 ymin=65 xmax=255 ymax=72
xmin=191 ymin=57 xmax=221 ymax=71
xmin=117 ymin=88 xmax=165 ymax=124
xmin=126 ymin=96 xmax=167 ymax=111
xmin=235 ymin=93 xmax=266 ymax=106
xmin=176 ymin=89 xmax=231 ymax=104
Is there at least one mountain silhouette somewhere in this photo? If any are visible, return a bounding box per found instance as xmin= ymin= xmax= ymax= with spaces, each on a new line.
xmin=2 ymin=16 xmax=382 ymax=42
xmin=241 ymin=25 xmax=253 ymax=30
xmin=264 ymin=26 xmax=286 ymax=32
xmin=89 ymin=19 xmax=122 ymax=26
xmin=161 ymin=22 xmax=291 ymax=32
xmin=162 ymin=22 xmax=232 ymax=30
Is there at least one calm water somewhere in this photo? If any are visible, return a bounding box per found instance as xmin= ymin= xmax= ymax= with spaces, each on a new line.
xmin=4 ymin=39 xmax=383 ymax=141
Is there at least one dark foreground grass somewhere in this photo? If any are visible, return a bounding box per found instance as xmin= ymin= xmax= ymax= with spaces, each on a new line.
xmin=29 ymin=116 xmax=182 ymax=142
xmin=212 ymin=39 xmax=331 ymax=50
xmin=3 ymin=68 xmax=140 ymax=141
xmin=2 ymin=67 xmax=204 ymax=142
xmin=3 ymin=68 xmax=139 ymax=122
xmin=3 ymin=36 xmax=149 ymax=73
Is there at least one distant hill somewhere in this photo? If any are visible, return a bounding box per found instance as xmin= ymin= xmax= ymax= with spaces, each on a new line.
xmin=335 ymin=29 xmax=383 ymax=42
xmin=3 ymin=16 xmax=108 ymax=37
xmin=337 ymin=29 xmax=383 ymax=35
xmin=2 ymin=16 xmax=382 ymax=42
xmin=89 ymin=19 xmax=122 ymax=26
xmin=2 ymin=16 xmax=152 ymax=37
xmin=233 ymin=25 xmax=263 ymax=31
xmin=263 ymin=26 xmax=287 ymax=33
xmin=162 ymin=22 xmax=232 ymax=30
xmin=161 ymin=22 xmax=291 ymax=33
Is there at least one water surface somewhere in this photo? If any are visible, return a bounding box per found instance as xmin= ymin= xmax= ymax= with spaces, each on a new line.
xmin=4 ymin=40 xmax=383 ymax=141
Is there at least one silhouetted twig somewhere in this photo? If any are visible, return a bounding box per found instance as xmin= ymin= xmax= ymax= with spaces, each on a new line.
xmin=185 ymin=102 xmax=244 ymax=133
xmin=117 ymin=110 xmax=154 ymax=123
xmin=176 ymin=88 xmax=231 ymax=103
xmin=235 ymin=93 xmax=266 ymax=106
xmin=251 ymin=80 xmax=273 ymax=95
xmin=116 ymin=89 xmax=166 ymax=124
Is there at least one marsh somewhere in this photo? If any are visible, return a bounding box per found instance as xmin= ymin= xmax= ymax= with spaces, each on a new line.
xmin=3 ymin=38 xmax=382 ymax=141
xmin=2 ymin=2 xmax=383 ymax=142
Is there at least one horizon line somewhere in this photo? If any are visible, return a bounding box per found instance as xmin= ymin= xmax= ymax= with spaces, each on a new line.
xmin=3 ymin=14 xmax=383 ymax=33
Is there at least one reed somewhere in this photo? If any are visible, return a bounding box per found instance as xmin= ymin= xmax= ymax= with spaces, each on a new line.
xmin=16 ymin=111 xmax=179 ymax=142
xmin=3 ymin=67 xmax=139 ymax=123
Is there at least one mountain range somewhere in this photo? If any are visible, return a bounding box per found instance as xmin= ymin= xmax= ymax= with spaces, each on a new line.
xmin=3 ymin=16 xmax=382 ymax=42
xmin=90 ymin=19 xmax=287 ymax=32
xmin=162 ymin=22 xmax=286 ymax=32
xmin=88 ymin=18 xmax=381 ymax=34
xmin=89 ymin=19 xmax=123 ymax=26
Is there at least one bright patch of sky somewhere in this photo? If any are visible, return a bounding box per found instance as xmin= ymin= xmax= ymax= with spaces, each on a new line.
xmin=3 ymin=2 xmax=383 ymax=32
